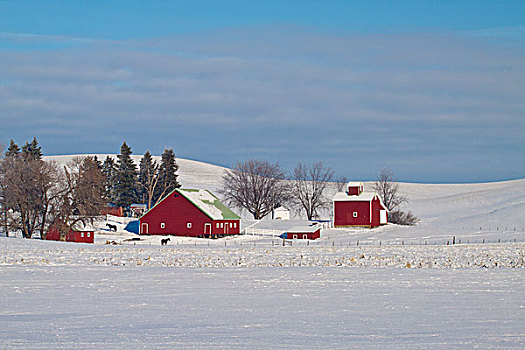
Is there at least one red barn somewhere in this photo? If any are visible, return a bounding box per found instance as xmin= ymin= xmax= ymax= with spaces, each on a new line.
xmin=333 ymin=181 xmax=388 ymax=228
xmin=46 ymin=226 xmax=95 ymax=244
xmin=139 ymin=188 xmax=241 ymax=238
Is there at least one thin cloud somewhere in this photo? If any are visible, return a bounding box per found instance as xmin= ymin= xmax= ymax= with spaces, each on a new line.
xmin=0 ymin=27 xmax=523 ymax=182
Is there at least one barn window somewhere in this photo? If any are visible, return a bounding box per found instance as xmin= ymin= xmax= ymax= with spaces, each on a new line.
xmin=293 ymin=234 xmax=298 ymax=239
xmin=216 ymin=223 xmax=219 ymax=228
xmin=81 ymin=232 xmax=84 ymax=238
xmin=303 ymin=234 xmax=307 ymax=239
xmin=220 ymin=223 xmax=224 ymax=228
xmin=187 ymin=222 xmax=192 ymax=229
xmin=233 ymin=223 xmax=236 ymax=228
xmin=229 ymin=223 xmax=233 ymax=228
xmin=87 ymin=232 xmax=90 ymax=237
xmin=160 ymin=223 xmax=165 ymax=229
xmin=353 ymin=211 xmax=358 ymax=218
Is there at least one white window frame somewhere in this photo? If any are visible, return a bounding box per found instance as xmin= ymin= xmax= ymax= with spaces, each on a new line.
xmin=187 ymin=222 xmax=192 ymax=229
xmin=303 ymin=234 xmax=307 ymax=239
xmin=293 ymin=234 xmax=298 ymax=239
xmin=160 ymin=223 xmax=165 ymax=229
xmin=233 ymin=223 xmax=236 ymax=228
xmin=220 ymin=223 xmax=223 ymax=228
xmin=216 ymin=223 xmax=219 ymax=228
xmin=87 ymin=232 xmax=90 ymax=237
xmin=353 ymin=211 xmax=358 ymax=218
xmin=81 ymin=232 xmax=84 ymax=238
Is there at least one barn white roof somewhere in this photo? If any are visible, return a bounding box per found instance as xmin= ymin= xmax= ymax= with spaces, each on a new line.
xmin=333 ymin=191 xmax=377 ymax=202
xmin=286 ymin=225 xmax=321 ymax=233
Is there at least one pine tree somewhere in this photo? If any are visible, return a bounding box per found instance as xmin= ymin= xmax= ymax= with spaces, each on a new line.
xmin=93 ymin=156 xmax=103 ymax=170
xmin=154 ymin=148 xmax=181 ymax=204
xmin=139 ymin=151 xmax=158 ymax=205
xmin=5 ymin=140 xmax=20 ymax=157
xmin=21 ymin=137 xmax=43 ymax=161
xmin=114 ymin=142 xmax=138 ymax=209
xmin=102 ymin=156 xmax=117 ymax=203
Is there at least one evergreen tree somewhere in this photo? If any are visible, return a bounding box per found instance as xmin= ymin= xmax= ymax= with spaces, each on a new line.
xmin=114 ymin=142 xmax=138 ymax=208
xmin=5 ymin=140 xmax=20 ymax=157
xmin=154 ymin=148 xmax=181 ymax=204
xmin=139 ymin=151 xmax=158 ymax=205
xmin=21 ymin=137 xmax=43 ymax=161
xmin=102 ymin=156 xmax=117 ymax=203
xmin=93 ymin=156 xmax=103 ymax=170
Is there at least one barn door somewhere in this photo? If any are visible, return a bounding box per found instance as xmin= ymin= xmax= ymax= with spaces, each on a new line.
xmin=380 ymin=210 xmax=387 ymax=224
xmin=224 ymin=223 xmax=229 ymax=235
xmin=204 ymin=223 xmax=212 ymax=236
xmin=141 ymin=223 xmax=148 ymax=234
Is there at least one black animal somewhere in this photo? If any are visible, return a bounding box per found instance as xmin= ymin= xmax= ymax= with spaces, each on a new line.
xmin=106 ymin=223 xmax=117 ymax=232
xmin=161 ymin=238 xmax=171 ymax=246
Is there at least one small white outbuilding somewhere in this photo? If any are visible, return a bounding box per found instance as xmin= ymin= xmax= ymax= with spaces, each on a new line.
xmin=272 ymin=206 xmax=290 ymax=220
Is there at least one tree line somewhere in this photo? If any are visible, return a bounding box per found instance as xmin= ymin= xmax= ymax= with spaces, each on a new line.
xmin=0 ymin=139 xmax=181 ymax=239
xmin=220 ymin=159 xmax=418 ymax=225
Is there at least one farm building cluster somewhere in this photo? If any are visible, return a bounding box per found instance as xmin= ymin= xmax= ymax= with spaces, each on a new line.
xmin=45 ymin=181 xmax=388 ymax=243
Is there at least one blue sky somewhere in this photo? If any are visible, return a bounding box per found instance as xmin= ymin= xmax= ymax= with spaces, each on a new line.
xmin=1 ymin=1 xmax=524 ymax=182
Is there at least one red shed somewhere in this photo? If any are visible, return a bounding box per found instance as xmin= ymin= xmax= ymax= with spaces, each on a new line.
xmin=333 ymin=181 xmax=388 ymax=228
xmin=139 ymin=188 xmax=241 ymax=238
xmin=46 ymin=226 xmax=95 ymax=244
xmin=281 ymin=225 xmax=321 ymax=240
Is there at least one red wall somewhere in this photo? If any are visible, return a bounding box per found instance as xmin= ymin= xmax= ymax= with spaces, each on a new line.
xmin=371 ymin=197 xmax=387 ymax=228
xmin=140 ymin=192 xmax=240 ymax=237
xmin=287 ymin=228 xmax=321 ymax=240
xmin=46 ymin=227 xmax=94 ymax=243
xmin=334 ymin=201 xmax=371 ymax=227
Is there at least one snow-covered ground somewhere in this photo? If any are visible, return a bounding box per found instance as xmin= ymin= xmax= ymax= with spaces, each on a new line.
xmin=1 ymin=155 xmax=523 ymax=348
xmin=1 ymin=237 xmax=524 ymax=268
xmin=1 ymin=264 xmax=524 ymax=349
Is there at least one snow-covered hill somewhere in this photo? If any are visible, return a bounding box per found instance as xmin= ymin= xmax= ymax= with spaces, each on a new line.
xmin=45 ymin=154 xmax=525 ymax=244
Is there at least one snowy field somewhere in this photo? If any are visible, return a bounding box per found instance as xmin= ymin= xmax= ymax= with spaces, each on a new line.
xmin=1 ymin=264 xmax=524 ymax=349
xmin=1 ymin=155 xmax=524 ymax=348
xmin=1 ymin=238 xmax=524 ymax=348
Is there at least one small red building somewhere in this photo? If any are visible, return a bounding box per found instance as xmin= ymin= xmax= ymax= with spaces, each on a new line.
xmin=333 ymin=181 xmax=388 ymax=228
xmin=139 ymin=188 xmax=241 ymax=238
xmin=46 ymin=226 xmax=95 ymax=244
xmin=281 ymin=225 xmax=321 ymax=240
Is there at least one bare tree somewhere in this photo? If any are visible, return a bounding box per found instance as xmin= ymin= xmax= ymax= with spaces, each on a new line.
xmin=335 ymin=176 xmax=349 ymax=192
xmin=0 ymin=155 xmax=56 ymax=238
xmin=138 ymin=152 xmax=160 ymax=209
xmin=373 ymin=168 xmax=407 ymax=212
xmin=220 ymin=160 xmax=289 ymax=219
xmin=290 ymin=162 xmax=334 ymax=220
xmin=51 ymin=157 xmax=106 ymax=239
xmin=373 ymin=168 xmax=418 ymax=225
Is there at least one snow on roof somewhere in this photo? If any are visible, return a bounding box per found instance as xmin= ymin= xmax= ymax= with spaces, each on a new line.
xmin=347 ymin=181 xmax=363 ymax=187
xmin=286 ymin=225 xmax=321 ymax=233
xmin=274 ymin=206 xmax=289 ymax=212
xmin=177 ymin=189 xmax=241 ymax=220
xmin=333 ymin=191 xmax=377 ymax=202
